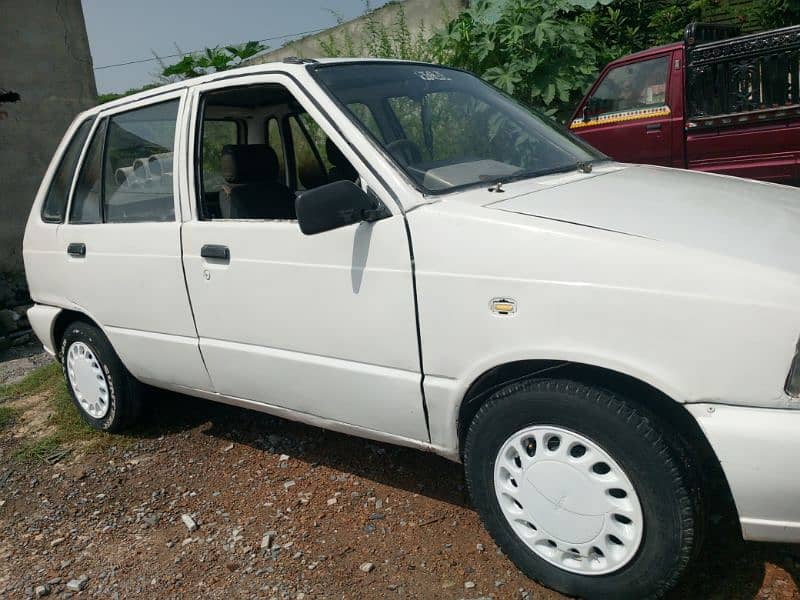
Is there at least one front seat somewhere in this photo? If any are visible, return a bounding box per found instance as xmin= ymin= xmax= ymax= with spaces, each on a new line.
xmin=218 ymin=144 xmax=295 ymax=219
xmin=325 ymin=137 xmax=358 ymax=183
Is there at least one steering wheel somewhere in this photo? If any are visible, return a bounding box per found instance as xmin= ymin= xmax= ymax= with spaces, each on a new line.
xmin=386 ymin=138 xmax=422 ymax=167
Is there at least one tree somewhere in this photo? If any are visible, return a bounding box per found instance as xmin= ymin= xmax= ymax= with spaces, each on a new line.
xmin=161 ymin=41 xmax=267 ymax=80
xmin=431 ymin=0 xmax=612 ymax=119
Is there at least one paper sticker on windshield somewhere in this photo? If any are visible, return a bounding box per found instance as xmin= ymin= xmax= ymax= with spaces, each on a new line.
xmin=414 ymin=70 xmax=452 ymax=81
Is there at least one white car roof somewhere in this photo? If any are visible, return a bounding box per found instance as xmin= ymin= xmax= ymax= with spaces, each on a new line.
xmin=82 ymin=58 xmax=430 ymax=117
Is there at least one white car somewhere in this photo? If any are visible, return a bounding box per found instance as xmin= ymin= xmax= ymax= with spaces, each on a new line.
xmin=23 ymin=58 xmax=800 ymax=599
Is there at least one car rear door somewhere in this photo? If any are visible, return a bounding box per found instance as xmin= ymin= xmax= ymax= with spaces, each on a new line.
xmin=180 ymin=74 xmax=428 ymax=442
xmin=56 ymin=91 xmax=212 ymax=391
xmin=571 ymin=54 xmax=676 ymax=167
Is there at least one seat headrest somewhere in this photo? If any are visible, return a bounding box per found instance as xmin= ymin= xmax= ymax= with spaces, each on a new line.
xmin=325 ymin=137 xmax=350 ymax=169
xmin=221 ymin=144 xmax=279 ymax=183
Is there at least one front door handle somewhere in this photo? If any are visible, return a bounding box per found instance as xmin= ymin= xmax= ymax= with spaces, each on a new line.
xmin=67 ymin=243 xmax=86 ymax=258
xmin=200 ymin=244 xmax=230 ymax=261
xmin=646 ymin=123 xmax=662 ymax=132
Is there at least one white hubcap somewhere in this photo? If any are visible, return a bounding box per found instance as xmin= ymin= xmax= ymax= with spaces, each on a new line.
xmin=494 ymin=425 xmax=643 ymax=575
xmin=66 ymin=341 xmax=110 ymax=419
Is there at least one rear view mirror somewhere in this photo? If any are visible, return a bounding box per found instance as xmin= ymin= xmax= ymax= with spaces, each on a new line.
xmin=296 ymin=180 xmax=390 ymax=235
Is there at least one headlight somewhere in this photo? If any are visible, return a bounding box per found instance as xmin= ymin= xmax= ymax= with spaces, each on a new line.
xmin=787 ymin=340 xmax=800 ymax=398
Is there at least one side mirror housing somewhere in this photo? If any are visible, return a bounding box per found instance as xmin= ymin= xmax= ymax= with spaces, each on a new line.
xmin=296 ymin=180 xmax=390 ymax=235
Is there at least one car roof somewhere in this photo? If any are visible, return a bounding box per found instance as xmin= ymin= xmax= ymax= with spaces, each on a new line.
xmin=83 ymin=58 xmax=433 ymax=116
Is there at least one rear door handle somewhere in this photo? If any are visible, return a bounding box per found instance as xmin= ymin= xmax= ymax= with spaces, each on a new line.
xmin=67 ymin=243 xmax=86 ymax=258
xmin=200 ymin=244 xmax=230 ymax=261
xmin=646 ymin=123 xmax=662 ymax=132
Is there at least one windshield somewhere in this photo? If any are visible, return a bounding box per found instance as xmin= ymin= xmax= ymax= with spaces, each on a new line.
xmin=312 ymin=63 xmax=604 ymax=193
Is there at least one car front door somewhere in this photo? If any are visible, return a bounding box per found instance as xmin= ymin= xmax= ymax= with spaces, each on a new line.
xmin=180 ymin=75 xmax=428 ymax=442
xmin=57 ymin=92 xmax=212 ymax=391
xmin=572 ymin=54 xmax=675 ymax=167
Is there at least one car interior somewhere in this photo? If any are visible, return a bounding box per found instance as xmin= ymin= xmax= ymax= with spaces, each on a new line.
xmin=198 ymin=84 xmax=360 ymax=220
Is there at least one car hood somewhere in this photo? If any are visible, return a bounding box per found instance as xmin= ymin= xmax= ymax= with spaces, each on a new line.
xmin=486 ymin=165 xmax=800 ymax=273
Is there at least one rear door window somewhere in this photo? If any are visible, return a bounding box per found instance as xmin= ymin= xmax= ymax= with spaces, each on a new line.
xmin=69 ymin=119 xmax=107 ymax=224
xmin=42 ymin=117 xmax=95 ymax=223
xmin=103 ymin=100 xmax=179 ymax=223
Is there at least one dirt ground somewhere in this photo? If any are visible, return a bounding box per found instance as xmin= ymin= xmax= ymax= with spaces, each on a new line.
xmin=0 ymin=352 xmax=798 ymax=599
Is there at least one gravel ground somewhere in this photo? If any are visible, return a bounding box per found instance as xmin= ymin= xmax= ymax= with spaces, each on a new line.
xmin=0 ymin=339 xmax=54 ymax=385
xmin=0 ymin=367 xmax=798 ymax=598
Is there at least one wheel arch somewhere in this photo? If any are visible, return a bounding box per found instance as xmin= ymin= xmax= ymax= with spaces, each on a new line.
xmin=52 ymin=308 xmax=104 ymax=358
xmin=457 ymin=359 xmax=740 ymax=534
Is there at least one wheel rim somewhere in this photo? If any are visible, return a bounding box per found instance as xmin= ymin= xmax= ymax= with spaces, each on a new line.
xmin=66 ymin=341 xmax=110 ymax=419
xmin=493 ymin=425 xmax=644 ymax=575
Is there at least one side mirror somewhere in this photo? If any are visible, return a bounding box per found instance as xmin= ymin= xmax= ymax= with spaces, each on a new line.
xmin=295 ymin=180 xmax=391 ymax=235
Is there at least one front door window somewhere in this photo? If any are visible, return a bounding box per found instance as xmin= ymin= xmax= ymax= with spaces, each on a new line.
xmin=585 ymin=56 xmax=670 ymax=119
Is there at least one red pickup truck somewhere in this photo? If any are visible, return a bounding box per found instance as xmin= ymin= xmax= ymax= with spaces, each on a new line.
xmin=570 ymin=23 xmax=800 ymax=186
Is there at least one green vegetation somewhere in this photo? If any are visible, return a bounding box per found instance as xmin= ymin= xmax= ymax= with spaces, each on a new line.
xmin=0 ymin=361 xmax=63 ymax=402
xmin=99 ymin=1 xmax=800 ymax=119
xmin=0 ymin=405 xmax=18 ymax=430
xmin=0 ymin=363 xmax=113 ymax=463
xmin=161 ymin=41 xmax=267 ymax=79
xmin=319 ymin=3 xmax=436 ymax=60
xmin=98 ymin=83 xmax=160 ymax=105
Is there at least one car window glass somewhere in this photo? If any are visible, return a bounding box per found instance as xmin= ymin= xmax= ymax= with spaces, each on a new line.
xmin=588 ymin=56 xmax=669 ymax=117
xmin=202 ymin=120 xmax=240 ymax=194
xmin=289 ymin=115 xmax=327 ymax=191
xmin=42 ymin=117 xmax=95 ymax=223
xmin=266 ymin=117 xmax=286 ymax=183
xmin=103 ymin=100 xmax=179 ymax=223
xmin=387 ymin=96 xmax=424 ymax=150
xmin=347 ymin=102 xmax=383 ymax=142
xmin=386 ymin=91 xmax=502 ymax=163
xmin=315 ymin=64 xmax=602 ymax=193
xmin=69 ymin=119 xmax=107 ymax=224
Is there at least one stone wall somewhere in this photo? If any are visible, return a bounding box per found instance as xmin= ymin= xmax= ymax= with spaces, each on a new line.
xmin=244 ymin=0 xmax=467 ymax=65
xmin=0 ymin=0 xmax=97 ymax=276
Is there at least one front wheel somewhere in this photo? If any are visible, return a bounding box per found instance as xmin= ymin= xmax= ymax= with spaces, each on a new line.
xmin=464 ymin=378 xmax=702 ymax=600
xmin=60 ymin=321 xmax=143 ymax=432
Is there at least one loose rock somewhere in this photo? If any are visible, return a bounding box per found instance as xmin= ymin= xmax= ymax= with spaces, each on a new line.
xmin=359 ymin=562 xmax=375 ymax=573
xmin=34 ymin=584 xmax=50 ymax=597
xmin=66 ymin=576 xmax=88 ymax=592
xmin=181 ymin=514 xmax=198 ymax=532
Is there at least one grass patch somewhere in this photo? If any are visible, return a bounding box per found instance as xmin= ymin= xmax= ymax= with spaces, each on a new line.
xmin=12 ymin=434 xmax=61 ymax=463
xmin=2 ymin=363 xmax=121 ymax=462
xmin=0 ymin=362 xmax=63 ymax=402
xmin=0 ymin=404 xmax=19 ymax=430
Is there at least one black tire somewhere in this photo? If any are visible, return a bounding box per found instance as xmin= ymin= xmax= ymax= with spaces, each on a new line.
xmin=60 ymin=320 xmax=143 ymax=432
xmin=464 ymin=378 xmax=703 ymax=600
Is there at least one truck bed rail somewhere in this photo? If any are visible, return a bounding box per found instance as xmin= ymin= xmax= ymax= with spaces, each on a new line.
xmin=686 ymin=24 xmax=800 ymax=126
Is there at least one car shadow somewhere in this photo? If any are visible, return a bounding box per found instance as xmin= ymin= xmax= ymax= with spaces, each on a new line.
xmin=132 ymin=388 xmax=470 ymax=509
xmin=132 ymin=389 xmax=800 ymax=597
xmin=671 ymin=536 xmax=799 ymax=598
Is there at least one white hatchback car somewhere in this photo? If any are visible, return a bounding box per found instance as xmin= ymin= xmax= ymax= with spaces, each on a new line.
xmin=23 ymin=59 xmax=800 ymax=599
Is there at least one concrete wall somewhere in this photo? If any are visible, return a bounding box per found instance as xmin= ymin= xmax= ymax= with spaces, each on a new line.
xmin=0 ymin=0 xmax=97 ymax=274
xmin=244 ymin=0 xmax=467 ymax=65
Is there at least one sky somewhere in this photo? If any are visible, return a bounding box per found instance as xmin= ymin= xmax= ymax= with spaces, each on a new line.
xmin=82 ymin=0 xmax=389 ymax=94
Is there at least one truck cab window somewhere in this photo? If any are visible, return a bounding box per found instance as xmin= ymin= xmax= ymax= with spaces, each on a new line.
xmin=587 ymin=56 xmax=669 ymax=118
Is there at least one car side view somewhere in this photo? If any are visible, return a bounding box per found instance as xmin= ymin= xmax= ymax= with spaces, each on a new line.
xmin=23 ymin=59 xmax=800 ymax=599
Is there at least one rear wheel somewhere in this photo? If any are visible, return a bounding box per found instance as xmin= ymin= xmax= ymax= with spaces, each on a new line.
xmin=464 ymin=378 xmax=702 ymax=600
xmin=60 ymin=321 xmax=143 ymax=431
